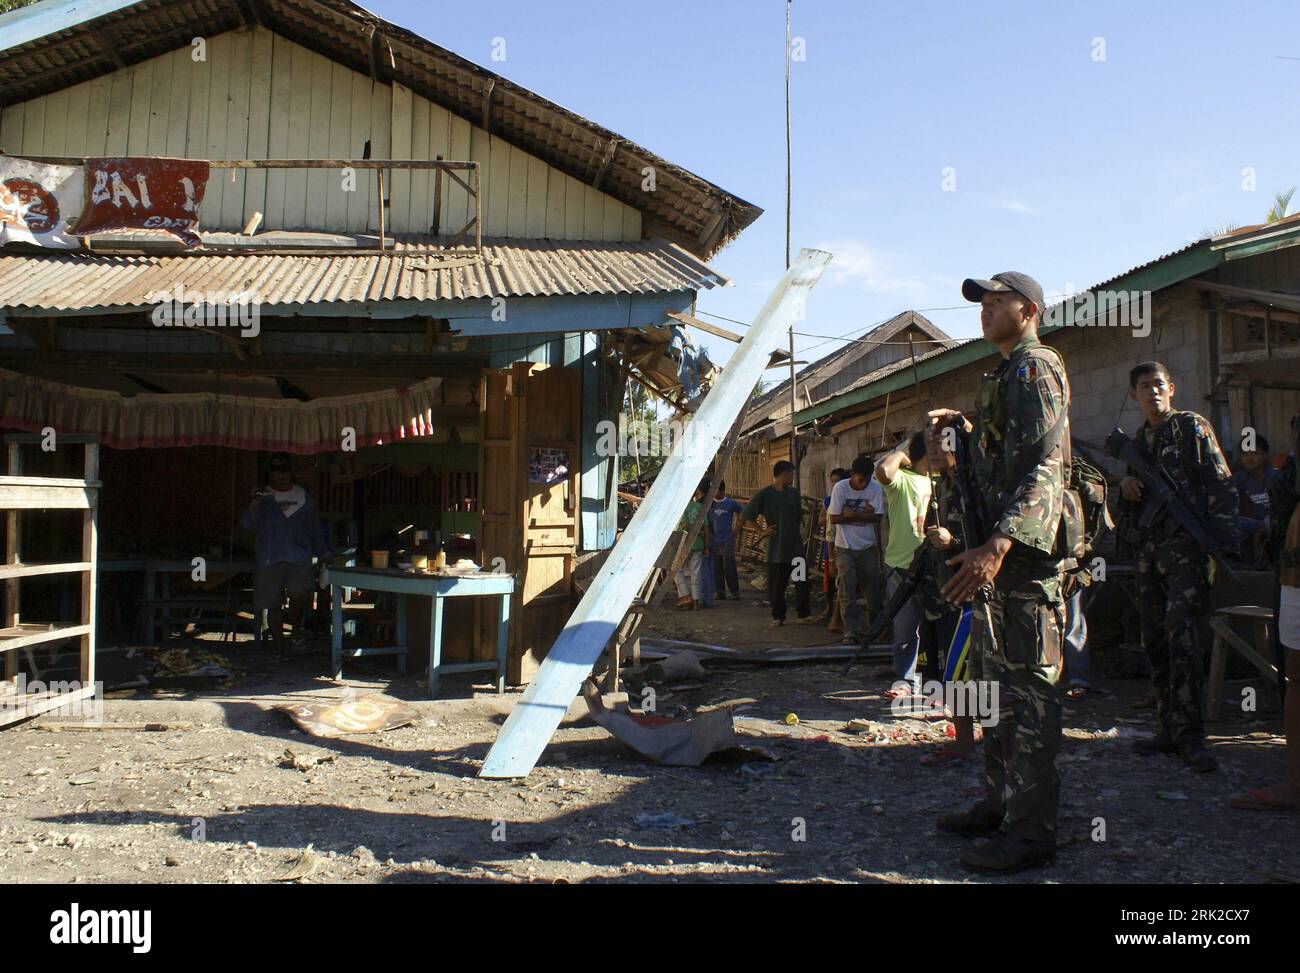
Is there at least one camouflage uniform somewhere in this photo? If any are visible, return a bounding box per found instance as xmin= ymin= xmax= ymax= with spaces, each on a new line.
xmin=969 ymin=336 xmax=1070 ymax=844
xmin=1119 ymin=411 xmax=1237 ymax=746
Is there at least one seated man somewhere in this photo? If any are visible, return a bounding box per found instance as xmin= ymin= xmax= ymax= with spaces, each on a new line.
xmin=240 ymin=453 xmax=330 ymax=652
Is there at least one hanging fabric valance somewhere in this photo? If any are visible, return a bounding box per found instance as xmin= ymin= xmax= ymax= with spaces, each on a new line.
xmin=0 ymin=368 xmax=444 ymax=453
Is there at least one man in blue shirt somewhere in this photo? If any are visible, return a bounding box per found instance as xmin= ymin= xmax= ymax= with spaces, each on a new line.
xmin=1233 ymin=435 xmax=1280 ymax=562
xmin=239 ymin=453 xmax=330 ymax=652
xmin=709 ymin=481 xmax=744 ymax=600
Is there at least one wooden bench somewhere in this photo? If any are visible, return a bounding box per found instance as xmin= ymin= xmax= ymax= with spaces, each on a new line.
xmin=1207 ymin=605 xmax=1281 ymax=719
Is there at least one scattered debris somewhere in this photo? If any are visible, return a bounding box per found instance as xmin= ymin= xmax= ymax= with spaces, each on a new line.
xmin=280 ymin=749 xmax=337 ymax=772
xmin=644 ymin=651 xmax=706 ymax=684
xmin=634 ymin=811 xmax=695 ymax=829
xmin=275 ymin=695 xmax=418 ymax=738
xmin=275 ymin=844 xmax=322 ymax=882
xmin=582 ymin=680 xmax=737 ymax=767
xmin=37 ymin=721 xmax=194 ymax=733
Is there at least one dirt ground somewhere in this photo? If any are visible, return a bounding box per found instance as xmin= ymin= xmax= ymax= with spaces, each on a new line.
xmin=2 ymin=580 xmax=1298 ymax=885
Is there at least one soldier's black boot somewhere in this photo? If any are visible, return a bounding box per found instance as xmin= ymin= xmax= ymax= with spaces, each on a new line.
xmin=936 ymin=801 xmax=1003 ymax=837
xmin=1178 ymin=740 xmax=1218 ymax=773
xmin=960 ymin=833 xmax=1057 ymax=873
xmin=1132 ymin=732 xmax=1178 ymax=755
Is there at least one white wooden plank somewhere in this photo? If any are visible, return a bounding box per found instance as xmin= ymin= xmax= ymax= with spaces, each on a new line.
xmin=202 ymin=36 xmax=230 ymax=224
xmin=622 ymin=205 xmax=641 ymax=243
xmin=506 ymin=143 xmax=528 ymax=237
xmin=104 ymin=67 xmax=133 ymax=155
xmin=243 ymin=26 xmax=273 ymax=225
xmin=525 ymin=154 xmax=548 ymax=238
xmin=41 ymin=87 xmax=70 ymax=155
xmin=303 ymin=51 xmax=333 ymax=230
xmin=263 ymin=31 xmax=294 ymax=229
xmin=407 ymin=93 xmax=432 ymax=234
xmin=544 ymin=160 xmax=565 ymax=238
xmin=84 ymin=75 xmax=112 ymax=156
xmin=563 ymin=172 xmax=584 ymax=239
xmin=344 ymin=72 xmax=372 ymax=232
xmin=219 ymin=30 xmax=253 ymax=228
xmin=0 ymin=103 xmax=25 ymax=156
xmin=125 ymin=58 xmax=152 ymax=154
xmin=583 ymin=183 xmax=604 ymax=241
xmin=145 ymin=48 xmax=174 ymax=157
xmin=388 ymin=82 xmax=414 ymax=234
xmin=62 ymin=82 xmax=91 ymax=156
xmin=324 ymin=60 xmax=354 ymax=232
xmin=165 ymin=45 xmax=193 ymax=158
xmin=602 ymin=194 xmax=623 ymax=241
xmin=281 ymin=39 xmax=313 ymax=229
xmin=486 ymin=134 xmax=510 ymax=236
xmin=368 ymin=80 xmax=391 ymax=233
xmin=447 ymin=111 xmax=472 ymax=233
xmin=427 ymin=102 xmax=452 ymax=235
xmin=469 ymin=124 xmax=492 ymax=236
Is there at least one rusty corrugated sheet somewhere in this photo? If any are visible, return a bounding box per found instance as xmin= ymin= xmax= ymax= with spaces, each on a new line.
xmin=0 ymin=236 xmax=727 ymax=311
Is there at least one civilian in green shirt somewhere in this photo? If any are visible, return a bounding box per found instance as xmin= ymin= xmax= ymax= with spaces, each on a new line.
xmin=674 ymin=480 xmax=711 ymax=609
xmin=742 ymin=461 xmax=804 ymax=626
xmin=876 ymin=431 xmax=933 ymax=695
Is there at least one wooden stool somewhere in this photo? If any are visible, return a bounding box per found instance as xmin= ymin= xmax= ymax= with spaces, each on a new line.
xmin=1207 ymin=605 xmax=1280 ymax=719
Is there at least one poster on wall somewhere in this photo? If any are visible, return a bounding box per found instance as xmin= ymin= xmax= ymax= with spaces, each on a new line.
xmin=0 ymin=156 xmax=82 ymax=250
xmin=528 ymin=447 xmax=570 ymax=484
xmin=72 ymin=156 xmax=210 ymax=247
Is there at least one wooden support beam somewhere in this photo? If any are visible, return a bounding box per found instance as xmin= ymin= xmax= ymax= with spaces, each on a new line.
xmin=481 ymin=79 xmax=496 ymax=132
xmin=665 ymin=310 xmax=742 ymax=343
xmin=1198 ymin=281 xmax=1300 ymax=315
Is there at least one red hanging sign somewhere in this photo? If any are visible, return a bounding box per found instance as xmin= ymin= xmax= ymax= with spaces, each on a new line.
xmin=72 ymin=156 xmax=210 ymax=247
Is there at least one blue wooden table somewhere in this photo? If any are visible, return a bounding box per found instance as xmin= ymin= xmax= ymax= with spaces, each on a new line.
xmin=328 ymin=567 xmax=514 ymax=697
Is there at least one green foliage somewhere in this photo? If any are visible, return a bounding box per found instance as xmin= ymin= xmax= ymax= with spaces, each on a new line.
xmin=0 ymin=0 xmax=41 ymax=14
xmin=1267 ymin=187 xmax=1296 ymax=224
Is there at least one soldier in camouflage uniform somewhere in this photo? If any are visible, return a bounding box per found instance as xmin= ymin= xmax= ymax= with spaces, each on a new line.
xmin=1119 ymin=361 xmax=1238 ymax=773
xmin=929 ymin=271 xmax=1069 ymax=873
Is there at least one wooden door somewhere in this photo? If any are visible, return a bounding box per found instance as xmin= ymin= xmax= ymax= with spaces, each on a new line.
xmin=478 ymin=362 xmax=580 ymax=685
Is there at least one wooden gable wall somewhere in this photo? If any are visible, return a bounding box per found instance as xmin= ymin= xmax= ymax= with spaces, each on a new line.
xmin=0 ymin=26 xmax=643 ymax=241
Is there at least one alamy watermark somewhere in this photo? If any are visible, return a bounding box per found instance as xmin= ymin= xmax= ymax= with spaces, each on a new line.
xmin=148 ymin=284 xmax=261 ymax=338
xmin=8 ymin=674 xmax=104 ymax=723
xmin=890 ymin=678 xmax=1000 ymax=726
xmin=595 ymin=412 xmax=704 ymax=459
xmin=1043 ymin=287 xmax=1152 ymax=337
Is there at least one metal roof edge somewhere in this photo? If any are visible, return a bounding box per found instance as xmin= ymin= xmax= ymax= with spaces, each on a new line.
xmin=793 ymin=240 xmax=1229 ymax=427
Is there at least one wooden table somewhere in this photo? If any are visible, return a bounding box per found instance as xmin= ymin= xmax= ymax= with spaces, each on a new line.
xmin=328 ymin=567 xmax=514 ymax=697
xmin=99 ymin=558 xmax=255 ymax=644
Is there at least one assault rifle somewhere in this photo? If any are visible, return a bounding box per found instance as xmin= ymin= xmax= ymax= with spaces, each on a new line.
xmin=1072 ymin=428 xmax=1239 ymax=585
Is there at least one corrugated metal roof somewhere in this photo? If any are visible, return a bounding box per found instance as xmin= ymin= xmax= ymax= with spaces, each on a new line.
xmin=0 ymin=236 xmax=727 ymax=311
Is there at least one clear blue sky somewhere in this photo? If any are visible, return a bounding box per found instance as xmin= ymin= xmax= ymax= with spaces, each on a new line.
xmin=373 ymin=0 xmax=1300 ymax=372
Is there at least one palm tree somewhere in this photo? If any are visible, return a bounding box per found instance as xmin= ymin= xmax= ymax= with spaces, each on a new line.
xmin=1267 ymin=187 xmax=1296 ymax=223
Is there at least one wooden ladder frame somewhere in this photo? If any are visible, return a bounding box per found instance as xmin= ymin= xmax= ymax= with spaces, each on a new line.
xmin=1 ymin=436 xmax=100 ymax=728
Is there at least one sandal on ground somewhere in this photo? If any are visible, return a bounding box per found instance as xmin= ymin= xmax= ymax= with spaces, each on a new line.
xmin=1230 ymin=788 xmax=1300 ymax=813
xmin=675 ymin=597 xmax=694 ymax=610
xmin=1064 ymin=685 xmax=1091 ymax=701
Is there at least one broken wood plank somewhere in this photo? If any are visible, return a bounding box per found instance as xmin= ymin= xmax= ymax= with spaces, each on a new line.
xmin=480 ymin=249 xmax=831 ymax=778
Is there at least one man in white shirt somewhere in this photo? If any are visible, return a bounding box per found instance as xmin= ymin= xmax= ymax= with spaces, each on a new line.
xmin=828 ymin=455 xmax=885 ymax=642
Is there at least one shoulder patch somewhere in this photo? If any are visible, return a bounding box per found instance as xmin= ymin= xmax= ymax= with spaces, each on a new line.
xmin=1016 ymin=360 xmax=1040 ymax=383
